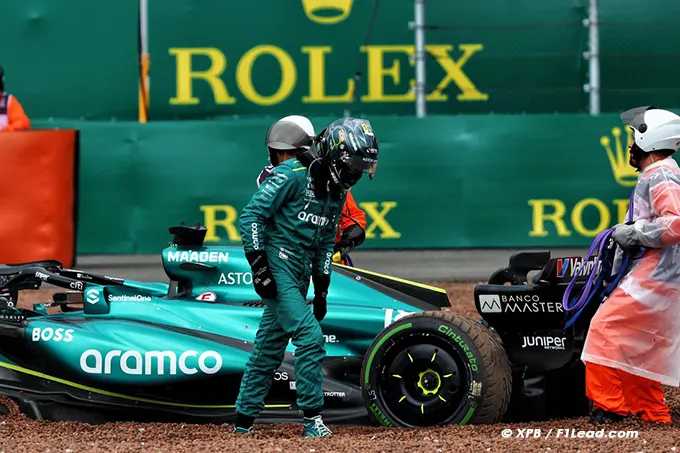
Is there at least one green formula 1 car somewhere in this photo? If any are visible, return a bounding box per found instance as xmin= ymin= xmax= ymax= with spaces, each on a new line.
xmin=0 ymin=223 xmax=596 ymax=427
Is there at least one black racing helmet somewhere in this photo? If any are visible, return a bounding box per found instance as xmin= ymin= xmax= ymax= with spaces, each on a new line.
xmin=317 ymin=117 xmax=379 ymax=190
xmin=265 ymin=115 xmax=315 ymax=165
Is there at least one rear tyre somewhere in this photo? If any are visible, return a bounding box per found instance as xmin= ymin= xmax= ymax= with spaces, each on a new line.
xmin=360 ymin=310 xmax=512 ymax=427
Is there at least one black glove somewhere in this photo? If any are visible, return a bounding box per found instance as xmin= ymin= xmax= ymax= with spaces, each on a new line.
xmin=333 ymin=225 xmax=366 ymax=255
xmin=312 ymin=274 xmax=330 ymax=322
xmin=245 ymin=251 xmax=278 ymax=299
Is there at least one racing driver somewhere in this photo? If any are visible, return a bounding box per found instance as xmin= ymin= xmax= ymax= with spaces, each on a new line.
xmin=234 ymin=117 xmax=380 ymax=437
xmin=256 ymin=115 xmax=368 ymax=266
xmin=582 ymin=106 xmax=680 ymax=424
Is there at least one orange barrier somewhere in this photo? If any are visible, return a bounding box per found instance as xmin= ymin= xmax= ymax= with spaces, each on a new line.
xmin=0 ymin=130 xmax=78 ymax=268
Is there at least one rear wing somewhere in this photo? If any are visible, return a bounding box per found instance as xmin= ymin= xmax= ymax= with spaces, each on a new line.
xmin=532 ymin=255 xmax=600 ymax=285
xmin=486 ymin=251 xmax=599 ymax=286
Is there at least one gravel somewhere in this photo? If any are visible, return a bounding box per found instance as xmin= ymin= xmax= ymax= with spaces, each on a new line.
xmin=3 ymin=283 xmax=679 ymax=453
xmin=1 ymin=415 xmax=678 ymax=453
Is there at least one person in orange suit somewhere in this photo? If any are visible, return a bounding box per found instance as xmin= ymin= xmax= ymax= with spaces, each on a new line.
xmin=0 ymin=66 xmax=30 ymax=132
xmin=332 ymin=190 xmax=366 ymax=266
xmin=582 ymin=106 xmax=680 ymax=425
xmin=256 ymin=115 xmax=367 ymax=267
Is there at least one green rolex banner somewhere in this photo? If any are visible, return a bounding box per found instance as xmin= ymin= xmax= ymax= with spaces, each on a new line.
xmin=146 ymin=0 xmax=680 ymax=119
xmin=3 ymin=1 xmax=680 ymax=120
xmin=38 ymin=112 xmax=659 ymax=254
xmin=148 ymin=0 xmax=585 ymax=118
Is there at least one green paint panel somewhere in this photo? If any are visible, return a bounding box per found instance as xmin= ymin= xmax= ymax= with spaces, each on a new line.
xmin=1 ymin=0 xmax=138 ymax=120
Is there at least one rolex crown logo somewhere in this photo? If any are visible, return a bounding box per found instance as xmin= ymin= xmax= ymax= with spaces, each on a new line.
xmin=302 ymin=0 xmax=354 ymax=24
xmin=600 ymin=126 xmax=638 ymax=187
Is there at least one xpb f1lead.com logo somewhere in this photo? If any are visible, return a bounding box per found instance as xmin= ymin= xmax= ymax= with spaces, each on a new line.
xmin=501 ymin=428 xmax=639 ymax=439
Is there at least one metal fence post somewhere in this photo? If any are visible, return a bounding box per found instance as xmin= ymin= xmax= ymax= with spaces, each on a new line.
xmin=139 ymin=0 xmax=150 ymax=123
xmin=414 ymin=0 xmax=427 ymax=118
xmin=583 ymin=0 xmax=600 ymax=115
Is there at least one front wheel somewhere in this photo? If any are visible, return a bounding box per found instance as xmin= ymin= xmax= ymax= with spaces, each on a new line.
xmin=360 ymin=310 xmax=512 ymax=427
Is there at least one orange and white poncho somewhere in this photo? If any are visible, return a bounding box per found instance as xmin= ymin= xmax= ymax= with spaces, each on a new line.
xmin=582 ymin=156 xmax=680 ymax=387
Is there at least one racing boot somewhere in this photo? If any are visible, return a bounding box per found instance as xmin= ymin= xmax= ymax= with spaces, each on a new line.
xmin=302 ymin=415 xmax=332 ymax=437
xmin=589 ymin=407 xmax=627 ymax=424
xmin=232 ymin=413 xmax=255 ymax=434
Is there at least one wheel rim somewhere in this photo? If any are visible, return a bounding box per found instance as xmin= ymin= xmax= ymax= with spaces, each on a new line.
xmin=375 ymin=334 xmax=469 ymax=427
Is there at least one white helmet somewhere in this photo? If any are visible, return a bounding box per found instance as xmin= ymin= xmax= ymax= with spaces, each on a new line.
xmin=266 ymin=115 xmax=315 ymax=150
xmin=282 ymin=115 xmax=315 ymax=138
xmin=621 ymin=106 xmax=680 ymax=153
xmin=264 ymin=115 xmax=316 ymax=165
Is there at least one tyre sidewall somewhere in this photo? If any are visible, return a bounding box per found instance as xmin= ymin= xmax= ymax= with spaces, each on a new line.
xmin=361 ymin=313 xmax=486 ymax=427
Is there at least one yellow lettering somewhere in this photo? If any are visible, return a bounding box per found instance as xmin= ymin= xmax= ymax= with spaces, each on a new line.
xmin=302 ymin=46 xmax=354 ymax=103
xmin=613 ymin=199 xmax=631 ymax=224
xmin=169 ymin=48 xmax=235 ymax=105
xmin=572 ymin=198 xmax=610 ymax=237
xmin=236 ymin=45 xmax=296 ymax=106
xmin=426 ymin=44 xmax=488 ymax=101
xmin=360 ymin=45 xmax=415 ymax=102
xmin=200 ymin=205 xmax=242 ymax=242
xmin=361 ymin=202 xmax=401 ymax=239
xmin=528 ymin=200 xmax=571 ymax=237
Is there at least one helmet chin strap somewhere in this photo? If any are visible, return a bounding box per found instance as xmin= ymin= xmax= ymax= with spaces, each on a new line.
xmin=327 ymin=164 xmax=346 ymax=201
xmin=296 ymin=146 xmax=333 ymax=199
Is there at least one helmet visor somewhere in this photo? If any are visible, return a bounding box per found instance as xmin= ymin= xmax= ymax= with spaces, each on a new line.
xmin=621 ymin=106 xmax=656 ymax=132
xmin=346 ymin=154 xmax=378 ymax=180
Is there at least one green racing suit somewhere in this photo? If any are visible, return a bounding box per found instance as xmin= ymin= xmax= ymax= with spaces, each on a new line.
xmin=235 ymin=157 xmax=346 ymax=418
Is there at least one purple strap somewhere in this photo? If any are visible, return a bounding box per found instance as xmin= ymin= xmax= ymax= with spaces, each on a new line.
xmin=562 ymin=183 xmax=637 ymax=312
xmin=344 ymin=254 xmax=354 ymax=267
xmin=562 ymin=229 xmax=613 ymax=311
